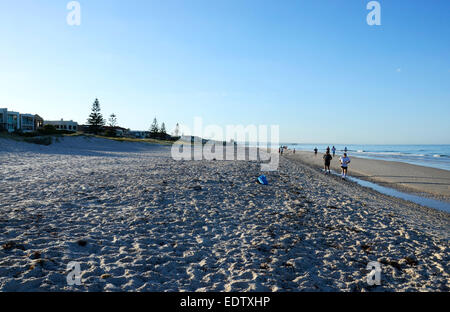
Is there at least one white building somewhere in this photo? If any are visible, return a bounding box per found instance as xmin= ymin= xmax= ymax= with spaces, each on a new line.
xmin=0 ymin=108 xmax=45 ymax=133
xmin=0 ymin=108 xmax=24 ymax=132
xmin=44 ymin=119 xmax=79 ymax=132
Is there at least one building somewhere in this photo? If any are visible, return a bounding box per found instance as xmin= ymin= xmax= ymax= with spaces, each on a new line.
xmin=20 ymin=114 xmax=35 ymax=132
xmin=102 ymin=126 xmax=129 ymax=137
xmin=0 ymin=108 xmax=25 ymax=132
xmin=34 ymin=115 xmax=44 ymax=130
xmin=0 ymin=108 xmax=46 ymax=133
xmin=0 ymin=108 xmax=9 ymax=131
xmin=77 ymin=124 xmax=90 ymax=133
xmin=128 ymin=130 xmax=149 ymax=139
xmin=44 ymin=119 xmax=79 ymax=132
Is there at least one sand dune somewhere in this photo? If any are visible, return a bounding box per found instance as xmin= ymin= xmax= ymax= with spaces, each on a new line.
xmin=0 ymin=137 xmax=448 ymax=291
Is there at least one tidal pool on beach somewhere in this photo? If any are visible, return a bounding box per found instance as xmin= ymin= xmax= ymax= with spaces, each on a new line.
xmin=345 ymin=175 xmax=450 ymax=213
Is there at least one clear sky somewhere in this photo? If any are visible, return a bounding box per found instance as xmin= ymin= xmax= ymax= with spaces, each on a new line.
xmin=0 ymin=0 xmax=449 ymax=144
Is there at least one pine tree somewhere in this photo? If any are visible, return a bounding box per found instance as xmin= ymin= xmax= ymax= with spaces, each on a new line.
xmin=173 ymin=123 xmax=180 ymax=137
xmin=160 ymin=122 xmax=167 ymax=137
xmin=108 ymin=113 xmax=117 ymax=127
xmin=150 ymin=117 xmax=159 ymax=138
xmin=87 ymin=98 xmax=105 ymax=134
xmin=104 ymin=113 xmax=118 ymax=137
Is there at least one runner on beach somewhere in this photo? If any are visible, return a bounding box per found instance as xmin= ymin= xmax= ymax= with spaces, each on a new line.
xmin=332 ymin=146 xmax=336 ymax=157
xmin=339 ymin=153 xmax=351 ymax=179
xmin=323 ymin=150 xmax=333 ymax=174
xmin=314 ymin=147 xmax=318 ymax=156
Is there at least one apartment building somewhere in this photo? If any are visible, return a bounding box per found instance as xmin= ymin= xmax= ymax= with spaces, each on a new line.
xmin=44 ymin=119 xmax=79 ymax=132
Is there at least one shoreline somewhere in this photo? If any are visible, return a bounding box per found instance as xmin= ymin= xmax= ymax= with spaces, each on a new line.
xmin=284 ymin=150 xmax=450 ymax=203
xmin=0 ymin=137 xmax=449 ymax=291
xmin=282 ymin=144 xmax=450 ymax=172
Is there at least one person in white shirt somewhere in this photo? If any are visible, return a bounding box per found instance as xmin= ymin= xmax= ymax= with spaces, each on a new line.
xmin=339 ymin=153 xmax=351 ymax=179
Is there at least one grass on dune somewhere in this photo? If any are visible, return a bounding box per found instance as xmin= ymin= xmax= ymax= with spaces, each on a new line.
xmin=0 ymin=132 xmax=53 ymax=145
xmin=93 ymin=135 xmax=176 ymax=146
xmin=0 ymin=132 xmax=177 ymax=146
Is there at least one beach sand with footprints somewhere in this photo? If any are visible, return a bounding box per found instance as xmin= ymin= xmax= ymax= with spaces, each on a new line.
xmin=0 ymin=136 xmax=448 ymax=291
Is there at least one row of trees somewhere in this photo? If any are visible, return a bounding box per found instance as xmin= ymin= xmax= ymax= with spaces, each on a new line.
xmin=87 ymin=98 xmax=116 ymax=134
xmin=86 ymin=98 xmax=180 ymax=139
xmin=149 ymin=118 xmax=174 ymax=139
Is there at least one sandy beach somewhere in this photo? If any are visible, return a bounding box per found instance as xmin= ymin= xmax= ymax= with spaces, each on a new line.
xmin=0 ymin=137 xmax=449 ymax=291
xmin=286 ymin=151 xmax=450 ymax=201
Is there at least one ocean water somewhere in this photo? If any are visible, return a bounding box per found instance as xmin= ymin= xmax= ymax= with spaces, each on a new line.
xmin=283 ymin=144 xmax=450 ymax=171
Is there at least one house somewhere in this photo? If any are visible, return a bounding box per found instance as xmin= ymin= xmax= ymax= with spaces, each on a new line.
xmin=0 ymin=108 xmax=46 ymax=133
xmin=77 ymin=124 xmax=90 ymax=133
xmin=0 ymin=108 xmax=21 ymax=132
xmin=0 ymin=108 xmax=8 ymax=131
xmin=44 ymin=119 xmax=79 ymax=132
xmin=34 ymin=115 xmax=44 ymax=130
xmin=128 ymin=130 xmax=149 ymax=139
xmin=102 ymin=126 xmax=129 ymax=137
xmin=20 ymin=114 xmax=35 ymax=132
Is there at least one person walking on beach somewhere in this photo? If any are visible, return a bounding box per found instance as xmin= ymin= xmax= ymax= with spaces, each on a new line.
xmin=332 ymin=146 xmax=336 ymax=157
xmin=344 ymin=147 xmax=348 ymax=153
xmin=323 ymin=150 xmax=333 ymax=174
xmin=339 ymin=153 xmax=351 ymax=179
xmin=314 ymin=147 xmax=318 ymax=156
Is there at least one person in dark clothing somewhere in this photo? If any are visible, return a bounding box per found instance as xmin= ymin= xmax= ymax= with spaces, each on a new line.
xmin=323 ymin=150 xmax=333 ymax=174
xmin=314 ymin=147 xmax=318 ymax=156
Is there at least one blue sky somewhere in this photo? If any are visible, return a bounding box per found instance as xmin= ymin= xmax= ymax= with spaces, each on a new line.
xmin=0 ymin=0 xmax=449 ymax=144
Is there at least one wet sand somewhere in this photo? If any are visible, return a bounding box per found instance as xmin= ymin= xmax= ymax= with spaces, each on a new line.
xmin=285 ymin=151 xmax=450 ymax=201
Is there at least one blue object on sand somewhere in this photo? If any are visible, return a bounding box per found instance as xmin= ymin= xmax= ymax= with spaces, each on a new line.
xmin=258 ymin=175 xmax=268 ymax=185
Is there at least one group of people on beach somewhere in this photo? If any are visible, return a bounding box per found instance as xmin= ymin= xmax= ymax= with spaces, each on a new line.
xmin=278 ymin=146 xmax=288 ymax=155
xmin=282 ymin=145 xmax=352 ymax=180
xmin=319 ymin=146 xmax=351 ymax=179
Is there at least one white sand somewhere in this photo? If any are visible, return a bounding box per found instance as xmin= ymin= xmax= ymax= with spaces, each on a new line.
xmin=0 ymin=136 xmax=449 ymax=291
